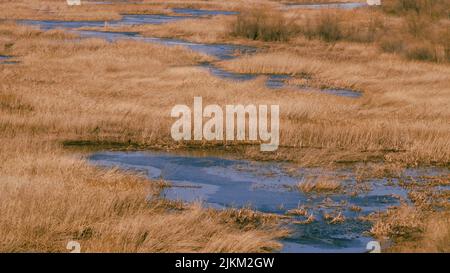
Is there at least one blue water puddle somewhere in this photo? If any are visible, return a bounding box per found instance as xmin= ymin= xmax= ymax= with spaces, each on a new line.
xmin=20 ymin=14 xmax=191 ymax=30
xmin=86 ymin=150 xmax=448 ymax=253
xmin=21 ymin=8 xmax=237 ymax=31
xmin=202 ymin=62 xmax=361 ymax=96
xmin=299 ymin=86 xmax=362 ymax=98
xmin=285 ymin=2 xmax=368 ymax=10
xmin=266 ymin=74 xmax=292 ymax=89
xmin=78 ymin=30 xmax=141 ymax=40
xmin=77 ymin=30 xmax=255 ymax=60
xmin=135 ymin=39 xmax=254 ymax=60
xmin=119 ymin=14 xmax=191 ymax=25
xmin=172 ymin=8 xmax=239 ymax=17
xmin=201 ymin=63 xmax=292 ymax=89
xmin=321 ymin=88 xmax=362 ymax=98
xmin=0 ymin=55 xmax=18 ymax=65
xmin=18 ymin=17 xmax=255 ymax=60
xmin=0 ymin=55 xmax=10 ymax=62
xmin=201 ymin=63 xmax=256 ymax=81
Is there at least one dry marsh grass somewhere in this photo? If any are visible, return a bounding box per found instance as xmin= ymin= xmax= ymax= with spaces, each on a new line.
xmin=382 ymin=0 xmax=450 ymax=18
xmin=301 ymin=11 xmax=344 ymax=42
xmin=370 ymin=204 xmax=450 ymax=252
xmin=214 ymin=2 xmax=450 ymax=63
xmin=368 ymin=174 xmax=450 ymax=253
xmin=231 ymin=7 xmax=295 ymax=42
xmin=1 ymin=18 xmax=448 ymax=168
xmin=291 ymin=6 xmax=450 ymax=62
xmin=1 ymin=0 xmax=449 ymax=253
xmin=0 ymin=139 xmax=285 ymax=253
xmin=216 ymin=46 xmax=450 ymax=166
xmin=370 ymin=205 xmax=423 ymax=240
xmin=297 ymin=177 xmax=342 ymax=193
xmin=0 ymin=22 xmax=287 ymax=253
xmin=75 ymin=1 xmax=448 ymax=63
xmin=286 ymin=207 xmax=308 ymax=216
xmin=0 ymin=0 xmax=252 ymax=21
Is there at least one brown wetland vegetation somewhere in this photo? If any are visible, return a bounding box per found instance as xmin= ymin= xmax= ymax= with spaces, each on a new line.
xmin=0 ymin=0 xmax=449 ymax=252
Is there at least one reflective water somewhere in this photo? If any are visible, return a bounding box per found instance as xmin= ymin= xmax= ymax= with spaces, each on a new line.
xmin=202 ymin=62 xmax=361 ymax=96
xmin=20 ymin=10 xmax=362 ymax=97
xmin=299 ymin=86 xmax=362 ymax=98
xmin=21 ymin=14 xmax=190 ymax=30
xmin=78 ymin=30 xmax=255 ymax=60
xmin=201 ymin=63 xmax=294 ymax=89
xmin=172 ymin=8 xmax=239 ymax=16
xmin=285 ymin=2 xmax=368 ymax=10
xmin=87 ymin=151 xmax=444 ymax=253
xmin=0 ymin=55 xmax=17 ymax=65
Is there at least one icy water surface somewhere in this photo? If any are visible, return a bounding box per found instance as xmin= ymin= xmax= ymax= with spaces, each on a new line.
xmin=87 ymin=150 xmax=444 ymax=253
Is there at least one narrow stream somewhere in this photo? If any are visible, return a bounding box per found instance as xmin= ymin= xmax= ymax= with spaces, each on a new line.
xmin=172 ymin=8 xmax=239 ymax=16
xmin=0 ymin=55 xmax=10 ymax=62
xmin=284 ymin=2 xmax=368 ymax=10
xmin=0 ymin=55 xmax=17 ymax=64
xmin=89 ymin=151 xmax=448 ymax=253
xmin=13 ymin=3 xmax=448 ymax=253
xmin=19 ymin=10 xmax=361 ymax=97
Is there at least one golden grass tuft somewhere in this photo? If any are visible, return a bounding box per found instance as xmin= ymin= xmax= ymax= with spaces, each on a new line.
xmin=297 ymin=177 xmax=342 ymax=193
xmin=286 ymin=207 xmax=308 ymax=216
xmin=324 ymin=211 xmax=346 ymax=225
xmin=292 ymin=213 xmax=316 ymax=225
xmin=370 ymin=205 xmax=450 ymax=252
xmin=231 ymin=7 xmax=296 ymax=42
xmin=382 ymin=0 xmax=450 ymax=18
xmin=290 ymin=6 xmax=449 ymax=62
xmin=370 ymin=205 xmax=423 ymax=240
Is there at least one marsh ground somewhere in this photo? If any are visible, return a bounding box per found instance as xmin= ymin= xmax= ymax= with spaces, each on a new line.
xmin=0 ymin=0 xmax=449 ymax=252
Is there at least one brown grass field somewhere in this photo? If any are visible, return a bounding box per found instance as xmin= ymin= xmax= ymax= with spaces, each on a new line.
xmin=0 ymin=0 xmax=449 ymax=253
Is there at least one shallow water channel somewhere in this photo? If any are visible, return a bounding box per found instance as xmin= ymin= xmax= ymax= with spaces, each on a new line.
xmin=20 ymin=9 xmax=361 ymax=97
xmin=284 ymin=2 xmax=368 ymax=10
xmin=0 ymin=55 xmax=16 ymax=64
xmin=15 ymin=4 xmax=448 ymax=253
xmin=88 ymin=150 xmax=449 ymax=253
